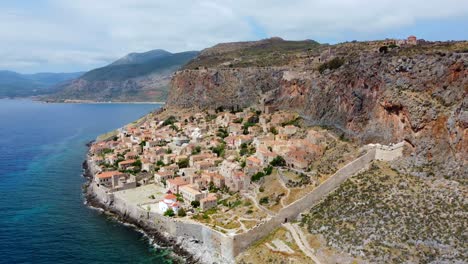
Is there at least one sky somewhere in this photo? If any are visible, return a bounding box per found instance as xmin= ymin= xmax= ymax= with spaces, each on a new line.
xmin=1 ymin=0 xmax=467 ymax=73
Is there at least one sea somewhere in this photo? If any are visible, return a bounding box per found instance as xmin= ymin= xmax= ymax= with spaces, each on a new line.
xmin=0 ymin=99 xmax=175 ymax=264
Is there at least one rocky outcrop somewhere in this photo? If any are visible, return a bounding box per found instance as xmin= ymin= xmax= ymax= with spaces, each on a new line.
xmin=167 ymin=40 xmax=468 ymax=178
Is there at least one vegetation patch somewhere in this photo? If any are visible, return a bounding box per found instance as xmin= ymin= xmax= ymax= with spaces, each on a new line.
xmin=301 ymin=162 xmax=467 ymax=263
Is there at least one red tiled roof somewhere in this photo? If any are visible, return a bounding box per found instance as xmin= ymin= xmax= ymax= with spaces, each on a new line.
xmin=164 ymin=194 xmax=177 ymax=200
xmin=96 ymin=171 xmax=122 ymax=179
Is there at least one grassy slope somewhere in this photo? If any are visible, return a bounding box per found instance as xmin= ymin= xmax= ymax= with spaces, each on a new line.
xmin=301 ymin=161 xmax=467 ymax=263
xmin=184 ymin=39 xmax=321 ymax=69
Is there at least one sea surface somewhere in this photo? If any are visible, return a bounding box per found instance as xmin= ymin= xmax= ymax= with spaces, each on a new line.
xmin=0 ymin=99 xmax=174 ymax=264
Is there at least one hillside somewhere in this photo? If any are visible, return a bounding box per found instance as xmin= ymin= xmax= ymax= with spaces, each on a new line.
xmin=45 ymin=50 xmax=199 ymax=102
xmin=167 ymin=38 xmax=467 ymax=180
xmin=164 ymin=37 xmax=467 ymax=263
xmin=0 ymin=71 xmax=83 ymax=98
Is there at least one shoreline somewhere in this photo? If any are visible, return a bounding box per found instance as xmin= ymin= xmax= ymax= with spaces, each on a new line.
xmin=0 ymin=97 xmax=165 ymax=105
xmin=81 ymin=156 xmax=199 ymax=264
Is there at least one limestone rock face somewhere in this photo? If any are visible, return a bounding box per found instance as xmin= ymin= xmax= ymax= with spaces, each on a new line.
xmin=167 ymin=40 xmax=467 ymax=178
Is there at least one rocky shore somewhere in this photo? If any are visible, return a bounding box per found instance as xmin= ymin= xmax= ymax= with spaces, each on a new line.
xmin=81 ymin=157 xmax=200 ymax=264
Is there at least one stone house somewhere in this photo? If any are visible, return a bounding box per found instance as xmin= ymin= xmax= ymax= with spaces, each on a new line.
xmin=279 ymin=125 xmax=298 ymax=135
xmin=118 ymin=159 xmax=136 ymax=170
xmin=154 ymin=171 xmax=174 ymax=185
xmin=167 ymin=177 xmax=190 ymax=194
xmin=200 ymin=194 xmax=218 ymax=210
xmin=141 ymin=158 xmax=154 ymax=172
xmin=407 ymin=35 xmax=417 ymax=45
xmin=284 ymin=150 xmax=310 ymax=170
xmin=95 ymin=170 xmax=123 ymax=186
xmin=235 ymin=135 xmax=253 ymax=149
xmin=160 ymin=164 xmax=179 ymax=174
xmin=189 ymin=153 xmax=215 ymax=166
xmin=179 ymin=185 xmax=204 ymax=203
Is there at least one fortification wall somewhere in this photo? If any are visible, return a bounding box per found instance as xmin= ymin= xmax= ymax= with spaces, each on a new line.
xmin=232 ymin=148 xmax=376 ymax=255
xmin=87 ymin=142 xmax=403 ymax=263
xmin=93 ymin=185 xmax=235 ymax=263
xmin=371 ymin=142 xmax=405 ymax=161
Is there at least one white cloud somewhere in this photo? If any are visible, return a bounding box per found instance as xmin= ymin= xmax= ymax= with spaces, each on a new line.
xmin=0 ymin=0 xmax=467 ymax=72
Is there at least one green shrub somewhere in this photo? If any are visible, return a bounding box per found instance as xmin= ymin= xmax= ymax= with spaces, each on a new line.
xmin=192 ymin=146 xmax=202 ymax=155
xmin=264 ymin=166 xmax=273 ymax=175
xmin=177 ymin=158 xmax=189 ymax=168
xmin=177 ymin=208 xmax=186 ymax=217
xmin=270 ymin=156 xmax=286 ymax=167
xmin=163 ymin=116 xmax=177 ymax=126
xmin=164 ymin=208 xmax=175 ymax=217
xmin=259 ymin=197 xmax=269 ymax=205
xmin=211 ymin=143 xmax=226 ymax=157
xmin=318 ymin=57 xmax=345 ymax=73
xmin=251 ymin=172 xmax=266 ymax=182
xmin=269 ymin=126 xmax=278 ymax=135
xmin=191 ymin=200 xmax=200 ymax=208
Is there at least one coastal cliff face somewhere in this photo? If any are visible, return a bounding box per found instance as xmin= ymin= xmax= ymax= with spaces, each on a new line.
xmin=167 ymin=39 xmax=468 ymax=178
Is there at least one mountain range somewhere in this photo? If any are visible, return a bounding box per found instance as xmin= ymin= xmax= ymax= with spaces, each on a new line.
xmin=43 ymin=49 xmax=199 ymax=102
xmin=0 ymin=49 xmax=199 ymax=102
xmin=0 ymin=71 xmax=83 ymax=98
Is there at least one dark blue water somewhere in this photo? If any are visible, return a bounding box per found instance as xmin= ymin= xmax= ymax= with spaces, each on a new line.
xmin=0 ymin=99 xmax=173 ymax=264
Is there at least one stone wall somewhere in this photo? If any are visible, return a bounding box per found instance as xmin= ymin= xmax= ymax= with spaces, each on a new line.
xmin=233 ymin=148 xmax=377 ymax=256
xmin=87 ymin=143 xmax=403 ymax=263
xmin=91 ymin=181 xmax=235 ymax=263
xmin=373 ymin=142 xmax=405 ymax=161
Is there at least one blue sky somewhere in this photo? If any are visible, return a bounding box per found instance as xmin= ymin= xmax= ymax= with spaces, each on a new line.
xmin=1 ymin=0 xmax=467 ymax=73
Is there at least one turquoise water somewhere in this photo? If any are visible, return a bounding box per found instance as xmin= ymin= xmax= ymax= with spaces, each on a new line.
xmin=0 ymin=99 xmax=174 ymax=264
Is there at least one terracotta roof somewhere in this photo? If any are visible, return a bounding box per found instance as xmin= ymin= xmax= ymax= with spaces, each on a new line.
xmin=246 ymin=156 xmax=261 ymax=164
xmin=96 ymin=171 xmax=122 ymax=179
xmin=119 ymin=159 xmax=136 ymax=165
xmin=164 ymin=194 xmax=177 ymax=200
xmin=180 ymin=185 xmax=201 ymax=195
xmin=201 ymin=195 xmax=217 ymax=202
xmin=167 ymin=177 xmax=189 ymax=186
xmin=155 ymin=171 xmax=173 ymax=176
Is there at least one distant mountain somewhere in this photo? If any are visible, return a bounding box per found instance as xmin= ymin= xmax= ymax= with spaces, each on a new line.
xmin=110 ymin=49 xmax=172 ymax=66
xmin=0 ymin=71 xmax=83 ymax=98
xmin=45 ymin=49 xmax=199 ymax=102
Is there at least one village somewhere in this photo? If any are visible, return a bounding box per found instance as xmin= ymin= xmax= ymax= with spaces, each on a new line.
xmin=88 ymin=107 xmax=359 ymax=234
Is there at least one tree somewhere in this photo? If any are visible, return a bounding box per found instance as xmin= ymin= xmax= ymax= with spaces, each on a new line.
xmin=192 ymin=146 xmax=201 ymax=155
xmin=177 ymin=158 xmax=189 ymax=169
xmin=177 ymin=208 xmax=187 ymax=217
xmin=164 ymin=208 xmax=175 ymax=217
xmin=191 ymin=200 xmax=200 ymax=208
xmin=264 ymin=166 xmax=273 ymax=175
xmin=269 ymin=126 xmax=278 ymax=135
xmin=211 ymin=143 xmax=226 ymax=157
xmin=259 ymin=197 xmax=269 ymax=205
xmin=251 ymin=171 xmax=265 ymax=182
xmin=270 ymin=156 xmax=286 ymax=167
xmin=162 ymin=116 xmax=177 ymax=126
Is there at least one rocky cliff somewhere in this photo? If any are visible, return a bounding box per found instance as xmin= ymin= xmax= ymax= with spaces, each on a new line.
xmin=167 ymin=39 xmax=467 ymax=179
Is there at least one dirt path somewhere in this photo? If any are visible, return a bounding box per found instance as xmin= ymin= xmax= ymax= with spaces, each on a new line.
xmin=283 ymin=223 xmax=322 ymax=264
xmin=276 ymin=170 xmax=291 ymax=207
